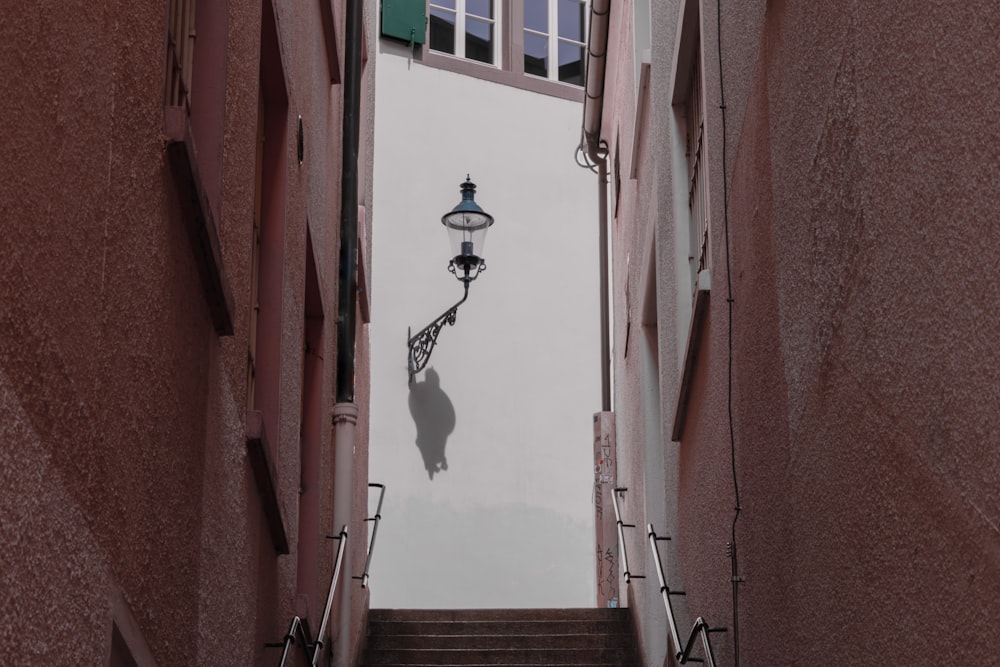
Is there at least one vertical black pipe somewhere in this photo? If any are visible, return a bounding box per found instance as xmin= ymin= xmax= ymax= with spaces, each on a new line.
xmin=598 ymin=158 xmax=611 ymax=412
xmin=336 ymin=0 xmax=362 ymax=403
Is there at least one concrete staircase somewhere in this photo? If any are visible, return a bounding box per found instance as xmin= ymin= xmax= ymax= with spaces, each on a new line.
xmin=362 ymin=608 xmax=639 ymax=666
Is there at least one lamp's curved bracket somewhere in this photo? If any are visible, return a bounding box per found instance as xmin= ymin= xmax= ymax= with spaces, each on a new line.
xmin=407 ymin=283 xmax=470 ymax=383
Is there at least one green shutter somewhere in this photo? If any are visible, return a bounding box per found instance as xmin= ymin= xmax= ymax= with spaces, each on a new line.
xmin=382 ymin=0 xmax=427 ymax=45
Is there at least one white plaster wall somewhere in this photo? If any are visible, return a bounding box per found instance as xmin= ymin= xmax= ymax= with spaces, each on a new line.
xmin=368 ymin=40 xmax=600 ymax=608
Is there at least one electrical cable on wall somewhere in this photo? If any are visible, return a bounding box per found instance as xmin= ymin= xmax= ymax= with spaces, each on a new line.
xmin=716 ymin=0 xmax=743 ymax=665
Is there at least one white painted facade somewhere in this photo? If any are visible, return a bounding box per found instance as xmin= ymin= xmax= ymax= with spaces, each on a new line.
xmin=368 ymin=38 xmax=600 ymax=608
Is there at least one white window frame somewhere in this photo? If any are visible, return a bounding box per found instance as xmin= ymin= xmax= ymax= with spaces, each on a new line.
xmin=428 ymin=0 xmax=502 ymax=66
xmin=165 ymin=0 xmax=196 ymax=108
xmin=669 ymin=0 xmax=712 ymax=441
xmin=522 ymin=0 xmax=587 ymax=84
xmin=415 ymin=0 xmax=585 ymax=100
xmin=684 ymin=53 xmax=709 ymax=290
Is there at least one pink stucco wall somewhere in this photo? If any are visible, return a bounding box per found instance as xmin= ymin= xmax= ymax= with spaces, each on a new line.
xmin=601 ymin=1 xmax=1000 ymax=665
xmin=0 ymin=0 xmax=375 ymax=664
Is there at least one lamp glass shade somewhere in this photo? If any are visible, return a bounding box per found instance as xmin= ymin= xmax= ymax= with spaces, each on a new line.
xmin=442 ymin=177 xmax=494 ymax=261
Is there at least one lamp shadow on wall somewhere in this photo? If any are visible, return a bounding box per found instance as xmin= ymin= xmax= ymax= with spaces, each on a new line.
xmin=407 ymin=368 xmax=455 ymax=480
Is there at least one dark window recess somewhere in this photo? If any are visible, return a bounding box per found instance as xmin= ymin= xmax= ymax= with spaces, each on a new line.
xmin=383 ymin=0 xmax=427 ymax=45
xmin=466 ymin=21 xmax=493 ymax=64
xmin=614 ymin=139 xmax=622 ymax=216
xmin=246 ymin=410 xmax=290 ymax=554
xmin=524 ymin=32 xmax=547 ymax=77
xmin=429 ymin=10 xmax=455 ymax=53
xmin=525 ymin=54 xmax=546 ymax=77
xmin=109 ymin=626 xmax=138 ymax=667
xmin=320 ymin=0 xmax=342 ymax=81
xmin=163 ymin=108 xmax=236 ymax=336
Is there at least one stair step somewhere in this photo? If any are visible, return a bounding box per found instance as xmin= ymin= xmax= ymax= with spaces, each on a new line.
xmin=363 ymin=647 xmax=636 ymax=665
xmin=369 ymin=608 xmax=626 ymax=622
xmin=368 ymin=619 xmax=631 ymax=636
xmin=363 ymin=608 xmax=638 ymax=667
xmin=367 ymin=632 xmax=634 ymax=650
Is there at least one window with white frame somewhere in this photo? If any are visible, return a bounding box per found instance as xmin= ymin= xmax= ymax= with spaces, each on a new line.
xmin=165 ymin=0 xmax=196 ymax=107
xmin=523 ymin=0 xmax=586 ymax=85
xmin=384 ymin=0 xmax=585 ymax=96
xmin=684 ymin=49 xmax=709 ymax=291
xmin=429 ymin=0 xmax=500 ymax=65
xmin=668 ymin=0 xmax=711 ymax=441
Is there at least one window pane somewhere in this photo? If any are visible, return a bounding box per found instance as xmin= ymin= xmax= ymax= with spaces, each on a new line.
xmin=558 ymin=0 xmax=585 ymax=42
xmin=429 ymin=7 xmax=456 ymax=54
xmin=430 ymin=0 xmax=456 ymax=8
xmin=467 ymin=0 xmax=493 ymax=20
xmin=524 ymin=32 xmax=548 ymax=77
xmin=465 ymin=18 xmax=494 ymax=64
xmin=523 ymin=0 xmax=548 ymax=32
xmin=558 ymin=40 xmax=584 ymax=84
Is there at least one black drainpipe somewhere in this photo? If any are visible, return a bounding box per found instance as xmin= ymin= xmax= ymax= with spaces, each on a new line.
xmin=331 ymin=3 xmax=363 ymax=664
xmin=336 ymin=0 xmax=362 ymax=403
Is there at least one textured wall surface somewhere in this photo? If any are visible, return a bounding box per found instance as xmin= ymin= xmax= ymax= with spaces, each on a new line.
xmin=598 ymin=1 xmax=1000 ymax=666
xmin=0 ymin=0 xmax=376 ymax=664
xmin=726 ymin=3 xmax=1000 ymax=664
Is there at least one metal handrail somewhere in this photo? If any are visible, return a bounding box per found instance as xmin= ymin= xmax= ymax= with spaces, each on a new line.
xmin=611 ymin=488 xmax=643 ymax=584
xmin=648 ymin=523 xmax=726 ymax=666
xmin=311 ymin=525 xmax=348 ymax=666
xmin=356 ymin=483 xmax=385 ymax=589
xmin=272 ymin=525 xmax=348 ymax=667
xmin=274 ymin=616 xmax=312 ymax=666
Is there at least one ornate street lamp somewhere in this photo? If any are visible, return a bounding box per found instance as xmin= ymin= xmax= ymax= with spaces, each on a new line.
xmin=407 ymin=176 xmax=494 ymax=382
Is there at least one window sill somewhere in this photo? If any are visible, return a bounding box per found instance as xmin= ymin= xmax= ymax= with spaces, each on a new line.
xmin=629 ymin=58 xmax=651 ymax=179
xmin=163 ymin=106 xmax=235 ymax=336
xmin=671 ymin=269 xmax=711 ymax=441
xmin=419 ymin=50 xmax=584 ymax=102
xmin=246 ymin=410 xmax=290 ymax=554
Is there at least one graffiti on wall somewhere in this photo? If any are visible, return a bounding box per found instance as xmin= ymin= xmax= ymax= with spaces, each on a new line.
xmin=593 ymin=412 xmax=618 ymax=607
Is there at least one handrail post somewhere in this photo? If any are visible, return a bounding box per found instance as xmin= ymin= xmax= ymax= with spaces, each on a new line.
xmin=648 ymin=523 xmax=725 ymax=666
xmin=648 ymin=524 xmax=683 ymax=659
xmin=271 ymin=524 xmax=351 ymax=666
xmin=699 ymin=620 xmax=720 ymax=667
xmin=611 ymin=488 xmax=629 ymax=583
xmin=312 ymin=525 xmax=348 ymax=666
xmin=611 ymin=487 xmax=643 ymax=584
xmin=357 ymin=483 xmax=386 ymax=589
xmin=275 ymin=616 xmax=302 ymax=666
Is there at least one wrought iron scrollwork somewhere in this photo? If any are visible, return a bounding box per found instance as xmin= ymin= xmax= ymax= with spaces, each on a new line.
xmin=407 ymin=284 xmax=469 ymax=383
xmin=407 ymin=308 xmax=458 ymax=380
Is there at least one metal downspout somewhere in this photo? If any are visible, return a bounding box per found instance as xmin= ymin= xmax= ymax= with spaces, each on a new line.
xmin=597 ymin=159 xmax=610 ymax=412
xmin=583 ymin=0 xmax=611 ymax=411
xmin=331 ymin=404 xmax=358 ymax=667
xmin=583 ymin=0 xmax=610 ymax=164
xmin=333 ymin=0 xmax=362 ymax=665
